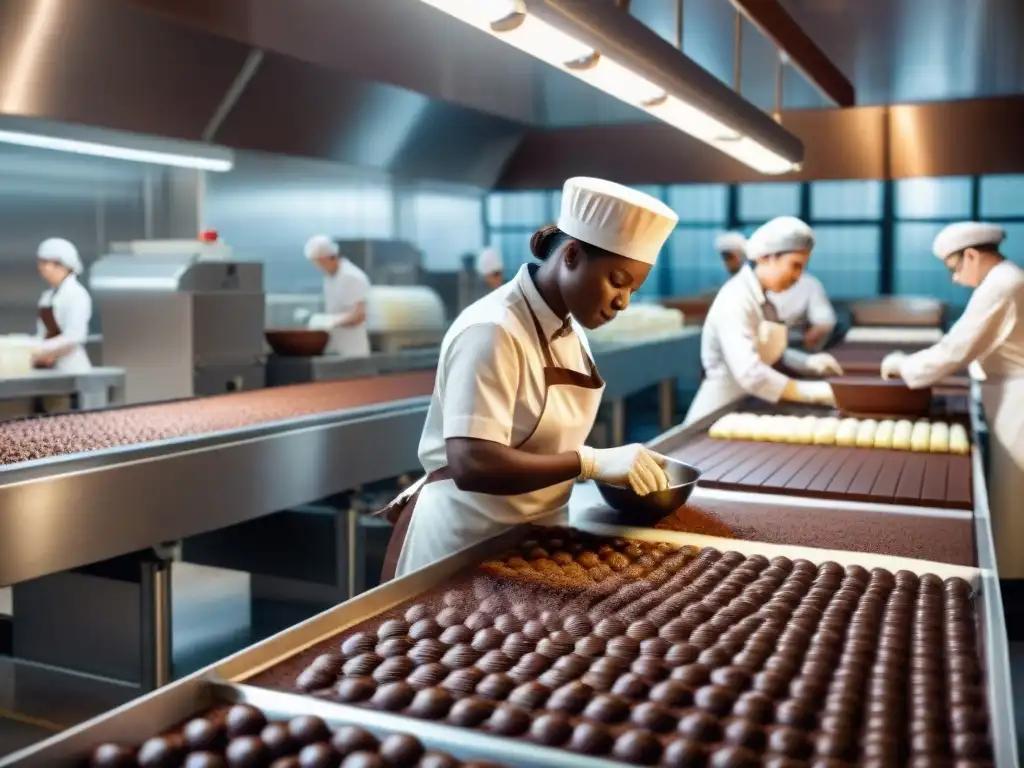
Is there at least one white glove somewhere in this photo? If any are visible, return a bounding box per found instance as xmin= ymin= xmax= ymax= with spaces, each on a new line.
xmin=805 ymin=353 xmax=844 ymax=377
xmin=577 ymin=444 xmax=669 ymax=496
xmin=786 ymin=380 xmax=835 ymax=406
xmin=308 ymin=312 xmax=341 ymax=331
xmin=293 ymin=307 xmax=312 ymax=324
xmin=880 ymin=351 xmax=906 ymax=380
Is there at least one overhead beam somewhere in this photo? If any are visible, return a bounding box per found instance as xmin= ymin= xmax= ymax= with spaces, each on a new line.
xmin=727 ymin=0 xmax=855 ymax=107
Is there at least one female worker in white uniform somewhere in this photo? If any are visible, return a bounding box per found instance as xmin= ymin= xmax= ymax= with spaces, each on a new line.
xmin=767 ymin=272 xmax=837 ymax=351
xmin=33 ymin=238 xmax=92 ymax=373
xmin=378 ymin=177 xmax=678 ymax=580
xmin=304 ymin=235 xmax=371 ymax=358
xmin=476 ymin=247 xmax=505 ymax=292
xmin=715 ymin=232 xmax=747 ymax=279
xmin=684 ymin=217 xmax=844 ymax=426
xmin=881 ymin=222 xmax=1024 ymax=579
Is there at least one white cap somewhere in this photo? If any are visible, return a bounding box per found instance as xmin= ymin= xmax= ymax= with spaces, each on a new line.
xmin=746 ymin=216 xmax=815 ymax=261
xmin=37 ymin=238 xmax=82 ymax=273
xmin=304 ymin=234 xmax=338 ymax=261
xmin=932 ymin=222 xmax=1006 ymax=260
xmin=715 ymin=231 xmax=747 ymax=254
xmin=476 ymin=247 xmax=503 ymax=276
xmin=557 ymin=177 xmax=678 ymax=265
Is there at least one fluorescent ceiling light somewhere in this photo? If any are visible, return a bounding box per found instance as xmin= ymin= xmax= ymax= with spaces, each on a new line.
xmin=418 ymin=0 xmax=801 ymax=175
xmin=0 ymin=128 xmax=233 ymax=172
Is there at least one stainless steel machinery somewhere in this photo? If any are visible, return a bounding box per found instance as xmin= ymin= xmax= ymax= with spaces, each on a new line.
xmin=90 ymin=238 xmax=266 ymax=404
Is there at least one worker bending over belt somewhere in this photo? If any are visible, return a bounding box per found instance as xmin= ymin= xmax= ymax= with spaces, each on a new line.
xmin=684 ymin=216 xmax=844 ymax=426
xmin=768 ymin=271 xmax=837 ymax=352
xmin=378 ymin=177 xmax=679 ymax=581
xmin=881 ymin=222 xmax=1024 ymax=579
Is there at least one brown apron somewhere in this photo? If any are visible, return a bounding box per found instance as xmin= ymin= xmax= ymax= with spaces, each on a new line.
xmin=35 ymin=306 xmax=61 ymax=369
xmin=374 ymin=296 xmax=603 ymax=584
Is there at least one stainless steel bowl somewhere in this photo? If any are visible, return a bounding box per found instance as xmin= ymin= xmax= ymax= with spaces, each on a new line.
xmin=596 ymin=456 xmax=702 ymax=524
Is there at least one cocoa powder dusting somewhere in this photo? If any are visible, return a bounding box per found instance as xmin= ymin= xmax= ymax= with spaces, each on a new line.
xmin=655 ymin=503 xmax=752 ymax=539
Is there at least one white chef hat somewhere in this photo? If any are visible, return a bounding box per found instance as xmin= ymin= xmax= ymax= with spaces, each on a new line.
xmin=37 ymin=238 xmax=82 ymax=273
xmin=745 ymin=216 xmax=815 ymax=261
xmin=476 ymin=247 xmax=503 ymax=276
xmin=932 ymin=222 xmax=1006 ymax=260
xmin=304 ymin=234 xmax=339 ymax=261
xmin=715 ymin=231 xmax=747 ymax=254
xmin=557 ymin=177 xmax=678 ymax=265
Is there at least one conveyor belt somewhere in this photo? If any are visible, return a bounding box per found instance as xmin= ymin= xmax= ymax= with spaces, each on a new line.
xmin=0 ymin=373 xmax=436 ymax=586
xmin=669 ymin=435 xmax=973 ymax=510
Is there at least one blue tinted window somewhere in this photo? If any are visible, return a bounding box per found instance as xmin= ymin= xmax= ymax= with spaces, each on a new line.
xmin=487 ymin=191 xmax=554 ymax=227
xmin=809 ymin=225 xmax=881 ymax=299
xmin=893 ymin=222 xmax=972 ymax=304
xmin=894 ymin=177 xmax=972 ymax=220
xmin=667 ymin=185 xmax=728 ymax=222
xmin=810 ymin=180 xmax=883 ymax=220
xmin=667 ymin=227 xmax=729 ymax=295
xmin=980 ymin=176 xmax=1024 ymax=218
xmin=1000 ymin=223 xmax=1024 ymax=268
xmin=738 ymin=183 xmax=800 ymax=221
xmin=491 ymin=231 xmax=532 ymax=277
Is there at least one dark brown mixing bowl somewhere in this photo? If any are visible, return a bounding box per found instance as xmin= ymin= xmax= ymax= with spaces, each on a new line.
xmin=265 ymin=329 xmax=330 ymax=357
xmin=828 ymin=375 xmax=932 ymax=418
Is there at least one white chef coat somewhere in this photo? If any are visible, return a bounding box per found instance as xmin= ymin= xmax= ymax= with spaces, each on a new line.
xmin=767 ymin=274 xmax=836 ymax=328
xmin=323 ymin=257 xmax=370 ymax=358
xmin=898 ymin=259 xmax=1024 ymax=578
xmin=686 ymin=266 xmax=791 ymax=426
xmin=36 ymin=274 xmax=92 ymax=373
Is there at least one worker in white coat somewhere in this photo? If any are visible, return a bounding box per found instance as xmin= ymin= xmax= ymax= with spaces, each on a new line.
xmin=715 ymin=231 xmax=747 ymax=278
xmin=768 ymin=273 xmax=837 ymax=351
xmin=476 ymin=247 xmax=505 ymax=291
xmin=881 ymin=222 xmax=1024 ymax=578
xmin=376 ymin=177 xmax=679 ymax=580
xmin=304 ymin=235 xmax=371 ymax=358
xmin=684 ymin=217 xmax=844 ymax=426
xmin=33 ymin=238 xmax=92 ymax=373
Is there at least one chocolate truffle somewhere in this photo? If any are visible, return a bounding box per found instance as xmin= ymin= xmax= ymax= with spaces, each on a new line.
xmin=442 ymin=668 xmax=484 ymax=696
xmin=225 ymin=706 xmax=267 ymax=739
xmin=695 ymin=685 xmax=735 ymax=716
xmin=508 ymin=681 xmax=550 ymax=710
xmin=408 ymin=663 xmax=449 ymax=689
xmin=441 ymin=643 xmax=482 ymax=669
xmin=373 ymin=656 xmax=414 ymax=683
xmin=710 ymin=746 xmax=759 ymax=768
xmin=583 ymin=694 xmax=630 ymax=723
xmin=562 ymin=614 xmax=593 ymax=639
xmin=665 ymin=643 xmax=700 ymax=666
xmin=472 ymin=628 xmax=505 ymax=652
xmin=594 ymin=616 xmax=627 ymax=639
xmin=662 ymin=739 xmax=707 ymax=768
xmin=569 ymin=721 xmax=614 ymax=755
xmin=640 ymin=637 xmax=671 ymax=658
xmin=487 ymin=704 xmax=531 ymax=736
xmin=137 ymin=736 xmax=185 ymax=768
xmin=330 ymin=725 xmax=379 ymax=757
xmin=91 ymin=744 xmax=137 ymax=768
xmin=631 ymin=701 xmax=676 ymax=732
xmin=344 ymin=653 xmax=383 ymax=677
xmin=376 ymin=638 xmax=413 ymax=659
xmin=649 ymin=680 xmax=694 ymax=708
xmin=476 ymin=649 xmax=513 ymax=675
xmin=678 ymin=711 xmax=722 ymax=742
xmin=408 ymin=686 xmax=454 ymax=719
xmin=612 ymin=729 xmax=662 ymax=765
xmin=465 ymin=611 xmax=494 ymax=631
xmin=711 ymin=666 xmax=751 ymax=691
xmin=776 ymin=699 xmax=816 ymax=729
xmin=437 ymin=607 xmax=464 ymax=628
xmin=607 ymin=635 xmax=641 ymax=660
xmin=341 ymin=632 xmax=377 ymax=658
xmin=439 ymin=625 xmax=474 ymax=646
xmin=612 ymin=673 xmax=651 ymax=701
xmin=409 ymin=618 xmax=442 ymax=640
xmin=448 ymin=697 xmax=495 ymax=727
xmin=546 ymin=681 xmax=593 ymax=714
xmin=523 ymin=619 xmax=548 ymax=641
xmin=260 ymin=723 xmax=294 ymax=758
xmin=416 ymin=753 xmax=457 ymax=768
xmin=296 ymin=742 xmax=336 ymax=768
xmin=672 ymin=663 xmax=711 ymax=687
xmin=288 ymin=715 xmax=331 ymax=746
xmin=370 ymin=681 xmax=415 ymax=710
xmin=184 ymin=719 xmax=224 ymax=751
xmin=184 ymin=754 xmax=226 ymax=768
xmin=409 ymin=639 xmax=445 ymax=666
xmin=575 ymin=635 xmax=606 ymax=657
xmin=493 ymin=614 xmax=522 ymax=634
xmin=477 ymin=672 xmax=515 ymax=701
xmin=529 ymin=713 xmax=573 ymax=746
xmin=501 ymin=633 xmax=533 ymax=659
xmin=335 ymin=676 xmax=376 ymax=703
xmin=225 ymin=736 xmax=268 ymax=768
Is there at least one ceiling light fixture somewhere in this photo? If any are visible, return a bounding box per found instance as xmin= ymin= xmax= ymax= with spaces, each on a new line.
xmin=0 ymin=116 xmax=234 ymax=172
xmin=418 ymin=0 xmax=802 ymax=174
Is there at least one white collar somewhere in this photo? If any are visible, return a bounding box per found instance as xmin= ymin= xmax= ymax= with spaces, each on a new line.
xmin=516 ymin=265 xmax=572 ymax=341
xmin=740 ymin=264 xmax=767 ymax=304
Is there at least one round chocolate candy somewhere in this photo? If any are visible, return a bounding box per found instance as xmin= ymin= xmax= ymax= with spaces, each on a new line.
xmin=583 ymin=693 xmax=630 ymax=723
xmin=259 ymin=723 xmax=293 ymax=758
xmin=184 ymin=719 xmax=224 ymax=751
xmin=562 ymin=614 xmax=593 ymax=639
xmin=612 ymin=673 xmax=651 ymax=701
xmin=343 ymin=653 xmax=382 ymax=678
xmin=631 ymin=657 xmax=668 ymax=681
xmin=341 ymin=632 xmax=377 ymax=658
xmin=594 ymin=616 xmax=627 ymax=639
xmin=441 ymin=668 xmax=483 ymax=696
xmin=665 ymin=643 xmax=700 ymax=666
xmin=224 ymin=736 xmax=268 ymax=768
xmin=296 ymin=742 xmax=336 ymax=768
xmin=695 ymin=685 xmax=735 ymax=716
xmin=373 ymin=656 xmax=414 ymax=683
xmin=529 ymin=712 xmax=573 ymax=746
xmin=650 ymin=679 xmax=695 ymax=708
xmin=408 ymin=663 xmax=448 ymax=690
xmin=376 ymin=638 xmax=412 ymax=659
xmin=678 ymin=711 xmax=722 ymax=742
xmin=288 ymin=715 xmax=331 ymax=746
xmin=331 ymin=725 xmax=378 ymax=756
xmin=672 ymin=663 xmax=711 ymax=687
xmin=91 ymin=744 xmax=137 ymax=768
xmin=508 ymin=681 xmax=550 ymax=710
xmin=138 ymin=736 xmax=186 ymax=768
xmin=439 ymin=626 xmax=474 ymax=646
xmin=612 ymin=729 xmax=662 ymax=765
xmin=370 ymin=681 xmax=415 ymax=710
xmin=335 ymin=676 xmax=376 ymax=703
xmin=183 ymin=754 xmax=226 ymax=768
xmin=710 ymin=746 xmax=759 ymax=768
xmin=631 ymin=701 xmax=676 ymax=733
xmin=487 ymin=704 xmax=531 ymax=736
xmin=661 ymin=738 xmax=707 ymax=768
xmin=225 ymin=706 xmax=267 ymax=739
xmin=409 ymin=618 xmax=442 ymax=640
xmin=548 ymin=681 xmax=592 ymax=714
xmin=448 ymin=697 xmax=495 ymax=727
xmin=569 ymin=722 xmax=614 ymax=755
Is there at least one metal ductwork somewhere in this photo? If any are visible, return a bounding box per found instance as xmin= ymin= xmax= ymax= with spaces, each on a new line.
xmin=0 ymin=0 xmax=528 ymax=186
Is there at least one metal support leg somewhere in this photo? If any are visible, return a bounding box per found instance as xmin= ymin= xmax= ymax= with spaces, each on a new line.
xmin=658 ymin=378 xmax=677 ymax=432
xmin=610 ymin=399 xmax=626 ymax=447
xmin=346 ymin=506 xmax=363 ymax=601
xmin=139 ymin=547 xmax=174 ymax=691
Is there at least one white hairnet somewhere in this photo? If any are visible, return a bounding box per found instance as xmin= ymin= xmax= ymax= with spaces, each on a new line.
xmin=745 ymin=216 xmax=815 ymax=261
xmin=715 ymin=231 xmax=747 ymax=254
xmin=304 ymin=234 xmax=339 ymax=261
xmin=932 ymin=222 xmax=1005 ymax=260
xmin=37 ymin=238 xmax=82 ymax=273
xmin=476 ymin=247 xmax=503 ymax=276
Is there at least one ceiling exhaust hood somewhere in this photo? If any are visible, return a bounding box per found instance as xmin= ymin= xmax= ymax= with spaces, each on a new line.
xmin=417 ymin=0 xmax=804 ymax=174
